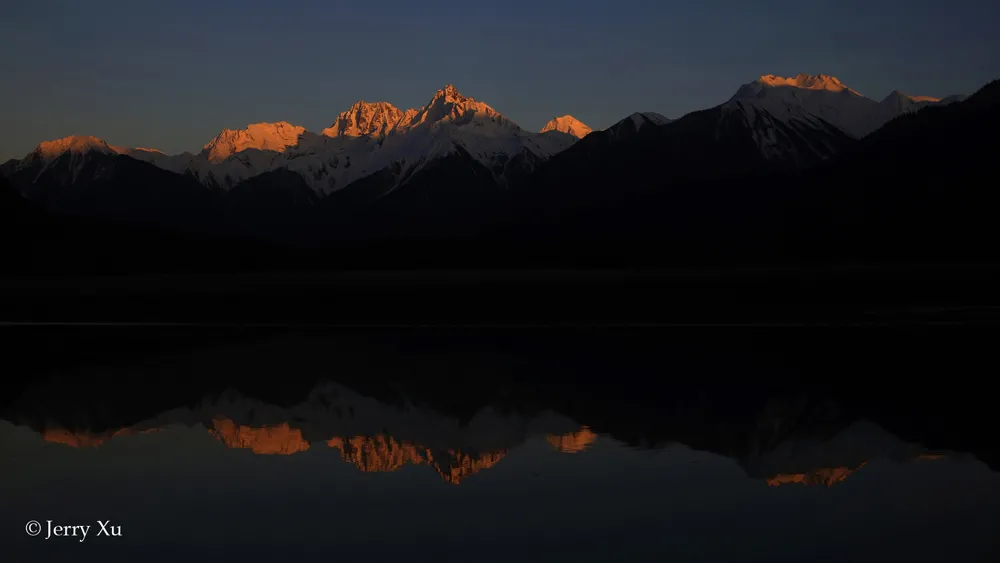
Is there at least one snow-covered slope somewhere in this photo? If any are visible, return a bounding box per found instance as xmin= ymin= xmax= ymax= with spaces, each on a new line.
xmin=729 ymin=74 xmax=881 ymax=138
xmin=540 ymin=115 xmax=593 ymax=139
xmin=728 ymin=74 xmax=964 ymax=141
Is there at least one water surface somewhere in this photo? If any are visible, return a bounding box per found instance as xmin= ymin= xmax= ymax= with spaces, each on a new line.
xmin=3 ymin=327 xmax=998 ymax=562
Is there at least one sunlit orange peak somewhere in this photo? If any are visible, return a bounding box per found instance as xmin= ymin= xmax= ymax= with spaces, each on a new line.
xmin=201 ymin=121 xmax=306 ymax=162
xmin=757 ymin=73 xmax=860 ymax=95
xmin=34 ymin=135 xmax=115 ymax=159
xmin=540 ymin=115 xmax=593 ymax=139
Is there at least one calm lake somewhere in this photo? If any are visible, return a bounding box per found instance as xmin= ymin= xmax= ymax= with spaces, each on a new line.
xmin=3 ymin=327 xmax=998 ymax=563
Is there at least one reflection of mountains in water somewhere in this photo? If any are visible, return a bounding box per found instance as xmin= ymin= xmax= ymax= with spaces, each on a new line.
xmin=29 ymin=383 xmax=593 ymax=485
xmin=21 ymin=385 xmax=958 ymax=487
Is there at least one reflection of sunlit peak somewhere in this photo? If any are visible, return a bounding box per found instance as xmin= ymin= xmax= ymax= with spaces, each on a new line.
xmin=42 ymin=427 xmax=151 ymax=448
xmin=328 ymin=435 xmax=430 ymax=473
xmin=327 ymin=434 xmax=505 ymax=484
xmin=441 ymin=449 xmax=506 ymax=485
xmin=209 ymin=418 xmax=310 ymax=455
xmin=43 ymin=428 xmax=113 ymax=448
xmin=915 ymin=453 xmax=947 ymax=461
xmin=766 ymin=463 xmax=866 ymax=487
xmin=546 ymin=427 xmax=598 ymax=454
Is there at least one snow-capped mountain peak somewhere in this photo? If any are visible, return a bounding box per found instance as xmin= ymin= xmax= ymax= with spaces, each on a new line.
xmin=13 ymin=135 xmax=125 ymax=184
xmin=322 ymin=101 xmax=416 ymax=138
xmin=732 ymin=74 xmax=864 ymax=102
xmin=722 ymin=73 xmax=970 ymax=161
xmin=432 ymin=84 xmax=462 ymax=103
xmin=30 ymin=135 xmax=116 ymax=162
xmin=540 ymin=115 xmax=593 ymax=139
xmin=757 ymin=73 xmax=861 ymax=95
xmin=728 ymin=73 xmax=878 ymax=138
xmin=201 ymin=121 xmax=306 ymax=163
xmin=404 ymin=84 xmax=520 ymax=131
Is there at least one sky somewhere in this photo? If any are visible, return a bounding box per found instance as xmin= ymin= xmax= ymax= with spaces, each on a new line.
xmin=1 ymin=0 xmax=998 ymax=160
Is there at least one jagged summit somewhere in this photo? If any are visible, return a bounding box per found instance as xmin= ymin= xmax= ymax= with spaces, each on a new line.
xmin=540 ymin=115 xmax=593 ymax=139
xmin=434 ymin=84 xmax=462 ymax=101
xmin=201 ymin=121 xmax=306 ymax=162
xmin=322 ymin=101 xmax=415 ymax=138
xmin=406 ymin=83 xmax=519 ymax=131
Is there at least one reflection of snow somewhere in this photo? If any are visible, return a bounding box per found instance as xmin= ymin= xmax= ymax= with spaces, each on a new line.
xmin=546 ymin=426 xmax=599 ymax=454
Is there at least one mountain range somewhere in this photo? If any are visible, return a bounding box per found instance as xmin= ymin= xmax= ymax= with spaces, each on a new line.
xmin=3 ymin=75 xmax=963 ymax=197
xmin=2 ymin=73 xmax=997 ymax=273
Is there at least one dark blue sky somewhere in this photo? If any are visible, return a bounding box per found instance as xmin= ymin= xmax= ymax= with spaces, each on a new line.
xmin=2 ymin=0 xmax=997 ymax=160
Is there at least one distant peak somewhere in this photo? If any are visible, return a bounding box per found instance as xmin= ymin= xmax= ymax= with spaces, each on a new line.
xmin=202 ymin=121 xmax=306 ymax=162
xmin=880 ymin=90 xmax=945 ymax=107
xmin=540 ymin=115 xmax=593 ymax=138
xmin=895 ymin=91 xmax=941 ymax=103
xmin=622 ymin=112 xmax=672 ymax=130
xmin=110 ymin=145 xmax=165 ymax=156
xmin=754 ymin=73 xmax=861 ymax=95
xmin=32 ymin=135 xmax=115 ymax=160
